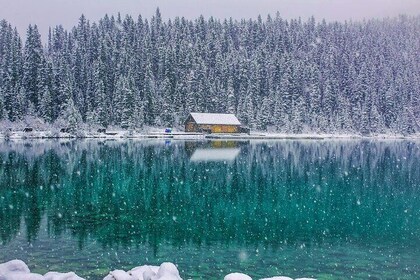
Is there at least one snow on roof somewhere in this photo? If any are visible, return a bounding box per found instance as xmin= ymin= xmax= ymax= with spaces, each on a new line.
xmin=189 ymin=113 xmax=241 ymax=125
xmin=190 ymin=148 xmax=241 ymax=162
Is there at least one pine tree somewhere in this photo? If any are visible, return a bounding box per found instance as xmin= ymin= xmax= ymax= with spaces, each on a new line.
xmin=95 ymin=80 xmax=108 ymax=127
xmin=61 ymin=97 xmax=83 ymax=133
xmin=143 ymin=63 xmax=156 ymax=125
xmin=0 ymin=89 xmax=6 ymax=120
xmin=39 ymin=85 xmax=54 ymax=122
xmin=22 ymin=24 xmax=43 ymax=109
xmin=160 ymin=78 xmax=174 ymax=126
xmin=15 ymin=87 xmax=27 ymax=119
xmin=256 ymin=97 xmax=271 ymax=130
xmin=117 ymin=75 xmax=135 ymax=128
xmin=384 ymin=85 xmax=396 ymax=127
xmin=306 ymin=64 xmax=321 ymax=127
xmin=226 ymin=77 xmax=236 ymax=114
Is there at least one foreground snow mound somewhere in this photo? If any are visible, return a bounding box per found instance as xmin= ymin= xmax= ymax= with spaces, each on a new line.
xmin=260 ymin=276 xmax=316 ymax=280
xmin=260 ymin=277 xmax=292 ymax=280
xmin=0 ymin=272 xmax=45 ymax=280
xmin=103 ymin=270 xmax=136 ymax=280
xmin=0 ymin=260 xmax=44 ymax=280
xmin=44 ymin=271 xmax=85 ymax=280
xmin=0 ymin=260 xmax=85 ymax=280
xmin=224 ymin=273 xmax=252 ymax=280
xmin=128 ymin=265 xmax=159 ymax=280
xmin=0 ymin=260 xmax=30 ymax=275
xmin=0 ymin=260 xmax=315 ymax=280
xmin=145 ymin=262 xmax=182 ymax=280
xmin=104 ymin=263 xmax=181 ymax=280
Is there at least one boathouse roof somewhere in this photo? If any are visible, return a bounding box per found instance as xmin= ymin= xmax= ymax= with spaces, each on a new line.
xmin=187 ymin=113 xmax=241 ymax=125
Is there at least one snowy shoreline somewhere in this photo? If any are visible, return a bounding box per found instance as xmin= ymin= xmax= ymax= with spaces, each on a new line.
xmin=1 ymin=130 xmax=419 ymax=141
xmin=0 ymin=260 xmax=315 ymax=280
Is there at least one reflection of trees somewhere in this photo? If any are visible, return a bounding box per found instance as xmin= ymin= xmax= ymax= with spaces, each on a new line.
xmin=0 ymin=140 xmax=419 ymax=251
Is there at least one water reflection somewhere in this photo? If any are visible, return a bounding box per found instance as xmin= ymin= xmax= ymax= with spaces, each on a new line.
xmin=189 ymin=140 xmax=242 ymax=162
xmin=0 ymin=139 xmax=419 ymax=279
xmin=190 ymin=148 xmax=241 ymax=162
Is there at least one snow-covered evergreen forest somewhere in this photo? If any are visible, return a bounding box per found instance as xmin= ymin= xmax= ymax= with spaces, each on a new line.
xmin=0 ymin=10 xmax=419 ymax=134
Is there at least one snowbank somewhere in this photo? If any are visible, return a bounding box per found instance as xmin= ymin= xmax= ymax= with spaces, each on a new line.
xmin=103 ymin=263 xmax=180 ymax=280
xmin=225 ymin=275 xmax=316 ymax=280
xmin=224 ymin=273 xmax=253 ymax=280
xmin=1 ymin=128 xmax=420 ymax=141
xmin=0 ymin=119 xmax=419 ymax=140
xmin=0 ymin=260 xmax=317 ymax=280
xmin=0 ymin=260 xmax=83 ymax=280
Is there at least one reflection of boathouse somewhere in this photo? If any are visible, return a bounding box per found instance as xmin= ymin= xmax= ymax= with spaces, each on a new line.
xmin=190 ymin=148 xmax=240 ymax=162
xmin=184 ymin=113 xmax=241 ymax=133
xmin=186 ymin=140 xmax=245 ymax=162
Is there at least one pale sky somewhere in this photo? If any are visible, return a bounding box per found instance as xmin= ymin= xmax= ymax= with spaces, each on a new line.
xmin=0 ymin=0 xmax=419 ymax=40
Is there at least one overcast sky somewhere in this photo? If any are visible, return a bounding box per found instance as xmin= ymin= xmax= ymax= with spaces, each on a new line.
xmin=1 ymin=0 xmax=419 ymax=40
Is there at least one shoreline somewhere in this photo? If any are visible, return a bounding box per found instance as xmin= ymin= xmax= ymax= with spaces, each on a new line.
xmin=1 ymin=130 xmax=420 ymax=141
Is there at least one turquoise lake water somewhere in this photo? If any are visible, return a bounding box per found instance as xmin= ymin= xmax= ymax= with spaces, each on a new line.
xmin=0 ymin=139 xmax=419 ymax=279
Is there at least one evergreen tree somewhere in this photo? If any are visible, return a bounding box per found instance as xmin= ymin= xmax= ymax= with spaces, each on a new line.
xmin=0 ymin=14 xmax=418 ymax=134
xmin=0 ymin=89 xmax=6 ymax=120
xmin=226 ymin=77 xmax=236 ymax=114
xmin=117 ymin=75 xmax=135 ymax=128
xmin=39 ymin=85 xmax=54 ymax=122
xmin=22 ymin=25 xmax=43 ymax=109
xmin=95 ymin=80 xmax=108 ymax=127
xmin=61 ymin=97 xmax=83 ymax=133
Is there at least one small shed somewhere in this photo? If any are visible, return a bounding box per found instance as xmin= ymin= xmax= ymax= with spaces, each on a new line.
xmin=184 ymin=113 xmax=241 ymax=133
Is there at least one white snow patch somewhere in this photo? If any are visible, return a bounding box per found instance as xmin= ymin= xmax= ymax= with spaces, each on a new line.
xmin=154 ymin=262 xmax=182 ymax=280
xmin=0 ymin=260 xmax=84 ymax=280
xmin=0 ymin=260 xmax=30 ymax=275
xmin=1 ymin=272 xmax=45 ymax=280
xmin=128 ymin=265 xmax=159 ymax=280
xmin=260 ymin=277 xmax=292 ymax=280
xmin=103 ymin=270 xmax=135 ymax=280
xmin=44 ymin=271 xmax=85 ymax=280
xmin=224 ymin=273 xmax=252 ymax=280
xmin=104 ymin=262 xmax=181 ymax=280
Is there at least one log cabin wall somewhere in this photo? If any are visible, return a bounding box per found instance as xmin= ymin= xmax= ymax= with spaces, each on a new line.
xmin=185 ymin=123 xmax=240 ymax=133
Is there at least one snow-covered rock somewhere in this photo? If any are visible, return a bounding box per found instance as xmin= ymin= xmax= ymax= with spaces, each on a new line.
xmin=1 ymin=272 xmax=45 ymax=280
xmin=153 ymin=262 xmax=182 ymax=280
xmin=260 ymin=277 xmax=315 ymax=280
xmin=44 ymin=271 xmax=85 ymax=280
xmin=0 ymin=260 xmax=30 ymax=275
xmin=104 ymin=263 xmax=181 ymax=280
xmin=259 ymin=277 xmax=292 ymax=280
xmin=142 ymin=269 xmax=156 ymax=280
xmin=0 ymin=260 xmax=85 ymax=280
xmin=0 ymin=260 xmax=43 ymax=280
xmin=103 ymin=270 xmax=136 ymax=280
xmin=224 ymin=272 xmax=252 ymax=280
xmin=128 ymin=265 xmax=159 ymax=280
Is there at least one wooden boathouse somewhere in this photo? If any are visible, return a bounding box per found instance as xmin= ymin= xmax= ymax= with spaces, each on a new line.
xmin=184 ymin=113 xmax=242 ymax=133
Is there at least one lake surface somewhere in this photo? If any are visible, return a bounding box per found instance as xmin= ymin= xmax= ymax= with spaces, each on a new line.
xmin=0 ymin=139 xmax=419 ymax=279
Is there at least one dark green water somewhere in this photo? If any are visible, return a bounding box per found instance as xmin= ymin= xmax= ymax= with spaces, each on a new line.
xmin=0 ymin=139 xmax=419 ymax=280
